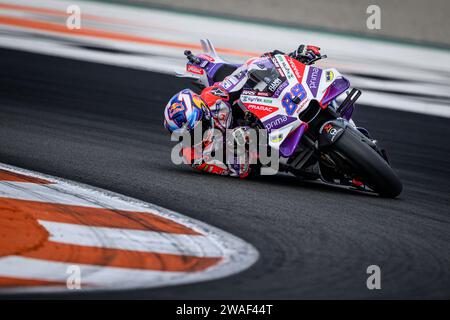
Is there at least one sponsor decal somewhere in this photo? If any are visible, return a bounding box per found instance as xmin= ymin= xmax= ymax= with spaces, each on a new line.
xmin=241 ymin=96 xmax=273 ymax=104
xmin=272 ymin=81 xmax=289 ymax=98
xmin=323 ymin=123 xmax=333 ymax=133
xmin=281 ymin=83 xmax=307 ymax=115
xmin=326 ymin=70 xmax=334 ymax=82
xmin=256 ymin=91 xmax=271 ymax=97
xmin=287 ymin=57 xmax=305 ymax=82
xmin=276 ymin=56 xmax=295 ymax=81
xmin=221 ymin=73 xmax=241 ymax=91
xmin=276 ymin=67 xmax=286 ymax=78
xmin=272 ymin=57 xmax=280 ymax=68
xmin=296 ymin=98 xmax=310 ymax=113
xmin=187 ymin=64 xmax=204 ymax=75
xmin=199 ymin=54 xmax=215 ymax=62
xmin=270 ymin=132 xmax=284 ymax=143
xmin=221 ymin=79 xmax=234 ymax=90
xmin=263 ymin=114 xmax=297 ymax=133
xmin=245 ymin=104 xmax=278 ymax=119
xmin=234 ymin=71 xmax=246 ymax=81
xmin=271 ymin=57 xmax=286 ymax=78
xmin=242 ymin=89 xmax=256 ymax=95
xmin=306 ymin=67 xmax=322 ymax=97
xmin=242 ymin=89 xmax=271 ymax=97
xmin=323 ymin=123 xmax=343 ymax=142
xmin=267 ymin=77 xmax=283 ymax=93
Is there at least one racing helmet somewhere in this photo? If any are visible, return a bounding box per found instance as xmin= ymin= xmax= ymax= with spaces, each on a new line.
xmin=163 ymin=89 xmax=212 ymax=134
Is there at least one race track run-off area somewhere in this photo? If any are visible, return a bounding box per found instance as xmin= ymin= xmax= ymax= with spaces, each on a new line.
xmin=0 ymin=0 xmax=449 ymax=298
xmin=0 ymin=163 xmax=257 ymax=294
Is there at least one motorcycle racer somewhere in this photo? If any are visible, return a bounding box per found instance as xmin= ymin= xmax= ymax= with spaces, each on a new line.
xmin=164 ymin=88 xmax=253 ymax=178
xmin=164 ymin=39 xmax=402 ymax=197
xmin=164 ymin=45 xmax=323 ymax=178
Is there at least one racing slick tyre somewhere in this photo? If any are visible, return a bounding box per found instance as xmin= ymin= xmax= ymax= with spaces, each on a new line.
xmin=331 ymin=128 xmax=403 ymax=198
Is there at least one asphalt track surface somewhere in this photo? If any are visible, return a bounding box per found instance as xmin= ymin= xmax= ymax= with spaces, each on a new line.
xmin=0 ymin=48 xmax=449 ymax=299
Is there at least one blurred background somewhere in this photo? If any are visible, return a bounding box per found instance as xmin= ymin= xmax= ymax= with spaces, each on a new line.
xmin=105 ymin=0 xmax=450 ymax=47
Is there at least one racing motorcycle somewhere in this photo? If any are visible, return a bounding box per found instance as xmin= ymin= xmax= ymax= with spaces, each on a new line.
xmin=177 ymin=39 xmax=403 ymax=198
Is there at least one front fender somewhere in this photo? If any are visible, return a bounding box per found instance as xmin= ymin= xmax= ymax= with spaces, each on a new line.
xmin=318 ymin=119 xmax=348 ymax=149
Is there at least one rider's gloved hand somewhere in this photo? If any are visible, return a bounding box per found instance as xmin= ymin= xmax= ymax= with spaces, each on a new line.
xmin=226 ymin=127 xmax=250 ymax=157
xmin=289 ymin=45 xmax=321 ymax=64
xmin=226 ymin=127 xmax=253 ymax=178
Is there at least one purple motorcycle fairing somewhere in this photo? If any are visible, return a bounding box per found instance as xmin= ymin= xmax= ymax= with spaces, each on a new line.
xmin=186 ymin=52 xmax=242 ymax=87
xmin=203 ymin=60 xmax=242 ymax=86
xmin=321 ymin=77 xmax=350 ymax=106
xmin=279 ymin=123 xmax=308 ymax=158
xmin=321 ymin=76 xmax=354 ymax=120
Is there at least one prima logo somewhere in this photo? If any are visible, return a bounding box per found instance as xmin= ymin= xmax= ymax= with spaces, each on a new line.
xmin=307 ymin=67 xmax=322 ymax=96
xmin=308 ymin=68 xmax=320 ymax=89
xmin=263 ymin=115 xmax=296 ymax=133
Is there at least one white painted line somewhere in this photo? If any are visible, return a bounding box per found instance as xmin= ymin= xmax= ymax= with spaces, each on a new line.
xmin=0 ymin=256 xmax=184 ymax=287
xmin=39 ymin=220 xmax=224 ymax=257
xmin=0 ymin=180 xmax=162 ymax=211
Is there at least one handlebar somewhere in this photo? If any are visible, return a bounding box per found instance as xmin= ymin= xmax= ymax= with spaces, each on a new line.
xmin=306 ymin=54 xmax=327 ymax=65
xmin=184 ymin=50 xmax=201 ymax=65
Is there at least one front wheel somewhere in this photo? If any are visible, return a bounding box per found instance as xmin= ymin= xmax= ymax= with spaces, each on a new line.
xmin=329 ymin=128 xmax=403 ymax=198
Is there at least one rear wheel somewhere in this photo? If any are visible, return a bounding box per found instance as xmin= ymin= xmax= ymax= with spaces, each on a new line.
xmin=330 ymin=128 xmax=403 ymax=198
